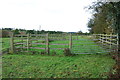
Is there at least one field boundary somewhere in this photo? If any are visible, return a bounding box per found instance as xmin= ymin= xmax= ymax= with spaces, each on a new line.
xmin=7 ymin=33 xmax=119 ymax=55
xmin=93 ymin=34 xmax=118 ymax=50
xmin=9 ymin=33 xmax=76 ymax=54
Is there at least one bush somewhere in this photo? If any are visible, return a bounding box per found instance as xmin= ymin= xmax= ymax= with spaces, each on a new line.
xmin=1 ymin=30 xmax=11 ymax=38
xmin=41 ymin=39 xmax=54 ymax=43
xmin=40 ymin=51 xmax=46 ymax=55
xmin=63 ymin=48 xmax=74 ymax=56
xmin=41 ymin=40 xmax=46 ymax=43
xmin=48 ymin=39 xmax=54 ymax=42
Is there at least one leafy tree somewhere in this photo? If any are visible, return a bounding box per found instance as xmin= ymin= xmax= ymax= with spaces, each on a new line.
xmin=77 ymin=30 xmax=83 ymax=35
xmin=2 ymin=28 xmax=13 ymax=31
xmin=88 ymin=2 xmax=114 ymax=34
xmin=88 ymin=1 xmax=120 ymax=77
xmin=26 ymin=30 xmax=35 ymax=34
xmin=13 ymin=29 xmax=20 ymax=34
xmin=87 ymin=19 xmax=94 ymax=34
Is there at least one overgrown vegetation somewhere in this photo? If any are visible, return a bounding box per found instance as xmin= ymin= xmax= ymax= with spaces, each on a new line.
xmin=87 ymin=1 xmax=120 ymax=78
xmin=87 ymin=1 xmax=120 ymax=34
xmin=63 ymin=48 xmax=74 ymax=56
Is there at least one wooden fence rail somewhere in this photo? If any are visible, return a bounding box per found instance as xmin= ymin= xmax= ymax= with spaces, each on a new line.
xmin=93 ymin=34 xmax=118 ymax=49
xmin=9 ymin=33 xmax=75 ymax=54
xmin=8 ymin=33 xmax=119 ymax=54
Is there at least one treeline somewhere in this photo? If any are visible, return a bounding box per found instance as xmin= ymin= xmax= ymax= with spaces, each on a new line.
xmin=0 ymin=28 xmax=64 ymax=37
xmin=0 ymin=28 xmax=90 ymax=37
xmin=87 ymin=1 xmax=120 ymax=34
xmin=1 ymin=28 xmax=63 ymax=34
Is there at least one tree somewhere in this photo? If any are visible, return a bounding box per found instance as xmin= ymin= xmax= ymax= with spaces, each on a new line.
xmin=77 ymin=30 xmax=83 ymax=34
xmin=2 ymin=28 xmax=13 ymax=31
xmin=88 ymin=1 xmax=120 ymax=78
xmin=87 ymin=19 xmax=94 ymax=33
xmin=109 ymin=2 xmax=120 ymax=70
xmin=13 ymin=29 xmax=20 ymax=34
xmin=87 ymin=2 xmax=114 ymax=34
xmin=26 ymin=30 xmax=35 ymax=34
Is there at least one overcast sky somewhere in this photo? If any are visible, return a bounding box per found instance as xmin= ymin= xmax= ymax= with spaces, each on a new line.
xmin=0 ymin=0 xmax=96 ymax=32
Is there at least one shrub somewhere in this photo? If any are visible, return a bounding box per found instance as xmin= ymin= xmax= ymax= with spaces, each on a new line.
xmin=63 ymin=48 xmax=74 ymax=56
xmin=40 ymin=51 xmax=46 ymax=55
xmin=48 ymin=39 xmax=54 ymax=42
xmin=41 ymin=40 xmax=46 ymax=43
xmin=41 ymin=39 xmax=54 ymax=43
xmin=51 ymin=50 xmax=56 ymax=56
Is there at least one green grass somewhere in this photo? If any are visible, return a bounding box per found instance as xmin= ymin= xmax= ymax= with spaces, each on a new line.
xmin=1 ymin=38 xmax=10 ymax=50
xmin=2 ymin=54 xmax=115 ymax=78
xmin=1 ymin=36 xmax=115 ymax=78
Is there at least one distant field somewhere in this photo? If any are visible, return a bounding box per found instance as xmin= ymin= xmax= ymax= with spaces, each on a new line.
xmin=1 ymin=36 xmax=115 ymax=78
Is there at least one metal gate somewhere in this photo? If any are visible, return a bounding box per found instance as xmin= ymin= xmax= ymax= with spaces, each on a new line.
xmin=71 ymin=35 xmax=111 ymax=54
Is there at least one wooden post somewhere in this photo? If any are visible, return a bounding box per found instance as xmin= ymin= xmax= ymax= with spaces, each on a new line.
xmin=93 ymin=34 xmax=96 ymax=40
xmin=69 ymin=33 xmax=72 ymax=50
xmin=110 ymin=34 xmax=112 ymax=49
xmin=77 ymin=34 xmax=78 ymax=40
xmin=101 ymin=34 xmax=103 ymax=44
xmin=105 ymin=34 xmax=107 ymax=45
xmin=118 ymin=31 xmax=120 ymax=56
xmin=27 ymin=33 xmax=29 ymax=52
xmin=36 ymin=31 xmax=37 ymax=38
xmin=29 ymin=34 xmax=32 ymax=47
xmin=99 ymin=34 xmax=101 ymax=42
xmin=95 ymin=34 xmax=97 ymax=41
xmin=117 ymin=33 xmax=119 ymax=50
xmin=9 ymin=32 xmax=14 ymax=53
xmin=21 ymin=34 xmax=23 ymax=51
xmin=46 ymin=33 xmax=49 ymax=55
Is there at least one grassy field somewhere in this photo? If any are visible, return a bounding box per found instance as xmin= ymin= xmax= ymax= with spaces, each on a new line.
xmin=1 ymin=38 xmax=10 ymax=50
xmin=2 ymin=54 xmax=115 ymax=78
xmin=1 ymin=36 xmax=115 ymax=78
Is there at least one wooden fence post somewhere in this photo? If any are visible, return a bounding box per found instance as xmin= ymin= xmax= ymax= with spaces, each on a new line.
xmin=77 ymin=34 xmax=78 ymax=40
xmin=101 ymin=34 xmax=104 ymax=44
xmin=46 ymin=33 xmax=49 ymax=55
xmin=29 ymin=34 xmax=32 ymax=47
xmin=27 ymin=33 xmax=29 ymax=52
xmin=93 ymin=34 xmax=96 ymax=40
xmin=117 ymin=33 xmax=119 ymax=49
xmin=105 ymin=34 xmax=107 ymax=45
xmin=21 ymin=34 xmax=23 ymax=50
xmin=36 ymin=31 xmax=37 ymax=38
xmin=99 ymin=34 xmax=100 ymax=42
xmin=110 ymin=34 xmax=112 ymax=49
xmin=69 ymin=33 xmax=72 ymax=50
xmin=9 ymin=32 xmax=14 ymax=53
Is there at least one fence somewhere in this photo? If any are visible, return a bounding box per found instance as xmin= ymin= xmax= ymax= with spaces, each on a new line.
xmin=9 ymin=33 xmax=76 ymax=54
xmin=93 ymin=34 xmax=118 ymax=50
xmin=8 ymin=33 xmax=119 ymax=54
